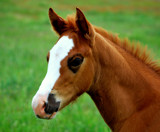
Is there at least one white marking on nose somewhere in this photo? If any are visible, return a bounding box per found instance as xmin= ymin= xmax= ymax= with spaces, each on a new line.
xmin=32 ymin=36 xmax=74 ymax=108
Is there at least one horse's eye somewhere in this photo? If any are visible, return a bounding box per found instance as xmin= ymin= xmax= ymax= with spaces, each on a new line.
xmin=68 ymin=55 xmax=84 ymax=73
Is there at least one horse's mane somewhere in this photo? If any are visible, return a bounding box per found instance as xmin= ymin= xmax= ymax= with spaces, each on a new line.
xmin=65 ymin=15 xmax=160 ymax=76
xmin=94 ymin=27 xmax=160 ymax=76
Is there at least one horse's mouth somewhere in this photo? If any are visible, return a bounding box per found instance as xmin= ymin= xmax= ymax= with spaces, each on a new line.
xmin=36 ymin=111 xmax=57 ymax=120
xmin=48 ymin=112 xmax=57 ymax=119
xmin=33 ymin=93 xmax=61 ymax=120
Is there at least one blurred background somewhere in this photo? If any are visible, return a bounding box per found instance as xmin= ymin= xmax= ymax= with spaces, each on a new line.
xmin=0 ymin=0 xmax=159 ymax=131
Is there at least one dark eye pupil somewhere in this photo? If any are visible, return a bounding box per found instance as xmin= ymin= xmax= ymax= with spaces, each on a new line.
xmin=70 ymin=58 xmax=83 ymax=66
xmin=68 ymin=56 xmax=84 ymax=73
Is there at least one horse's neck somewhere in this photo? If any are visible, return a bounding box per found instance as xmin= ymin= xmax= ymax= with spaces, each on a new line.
xmin=88 ymin=33 xmax=160 ymax=131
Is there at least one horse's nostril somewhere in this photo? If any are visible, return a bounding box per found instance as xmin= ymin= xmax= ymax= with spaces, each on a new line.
xmin=55 ymin=107 xmax=58 ymax=112
xmin=44 ymin=94 xmax=60 ymax=114
xmin=43 ymin=102 xmax=47 ymax=108
xmin=44 ymin=103 xmax=54 ymax=114
xmin=44 ymin=102 xmax=60 ymax=114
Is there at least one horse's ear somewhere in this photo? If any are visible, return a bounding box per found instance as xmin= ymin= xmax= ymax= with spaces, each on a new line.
xmin=49 ymin=8 xmax=66 ymax=35
xmin=76 ymin=8 xmax=89 ymax=35
xmin=76 ymin=8 xmax=94 ymax=41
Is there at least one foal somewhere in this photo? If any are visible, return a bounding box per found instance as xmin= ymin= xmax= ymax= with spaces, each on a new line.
xmin=32 ymin=8 xmax=160 ymax=132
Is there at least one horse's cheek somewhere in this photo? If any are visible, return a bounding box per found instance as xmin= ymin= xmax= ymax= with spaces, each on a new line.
xmin=79 ymin=60 xmax=94 ymax=92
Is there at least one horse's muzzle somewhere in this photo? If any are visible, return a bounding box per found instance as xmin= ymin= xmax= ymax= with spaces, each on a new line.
xmin=32 ymin=93 xmax=60 ymax=119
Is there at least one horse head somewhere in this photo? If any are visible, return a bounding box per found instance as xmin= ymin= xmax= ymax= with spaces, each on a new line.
xmin=32 ymin=8 xmax=96 ymax=119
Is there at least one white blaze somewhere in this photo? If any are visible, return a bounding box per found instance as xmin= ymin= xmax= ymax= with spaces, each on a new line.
xmin=32 ymin=36 xmax=74 ymax=108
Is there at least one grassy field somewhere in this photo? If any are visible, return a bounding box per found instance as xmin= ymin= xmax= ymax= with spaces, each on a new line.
xmin=0 ymin=0 xmax=160 ymax=132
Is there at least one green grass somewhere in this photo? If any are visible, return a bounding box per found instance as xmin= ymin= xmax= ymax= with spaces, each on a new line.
xmin=0 ymin=0 xmax=160 ymax=132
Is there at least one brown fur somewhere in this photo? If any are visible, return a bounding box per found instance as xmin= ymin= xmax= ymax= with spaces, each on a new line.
xmin=48 ymin=8 xmax=160 ymax=132
xmin=64 ymin=15 xmax=160 ymax=76
xmin=94 ymin=27 xmax=160 ymax=75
